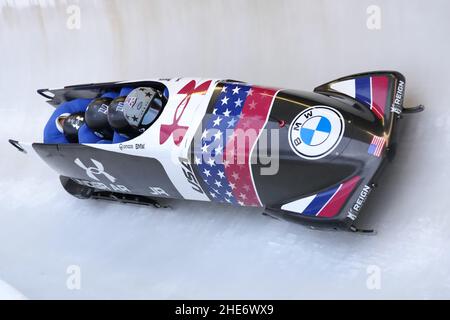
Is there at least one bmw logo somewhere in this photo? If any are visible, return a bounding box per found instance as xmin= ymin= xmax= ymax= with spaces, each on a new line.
xmin=288 ymin=106 xmax=345 ymax=160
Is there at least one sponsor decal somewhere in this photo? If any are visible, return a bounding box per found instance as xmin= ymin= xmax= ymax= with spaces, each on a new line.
xmin=288 ymin=106 xmax=345 ymax=160
xmin=368 ymin=135 xmax=385 ymax=157
xmin=179 ymin=157 xmax=205 ymax=195
xmin=74 ymin=158 xmax=116 ymax=183
xmin=149 ymin=187 xmax=169 ymax=197
xmin=159 ymin=80 xmax=212 ymax=146
xmin=72 ymin=178 xmax=131 ymax=193
xmin=391 ymin=80 xmax=404 ymax=114
xmin=65 ymin=114 xmax=84 ymax=130
xmin=347 ymin=184 xmax=372 ymax=221
xmin=118 ymin=143 xmax=146 ymax=151
xmin=118 ymin=143 xmax=134 ymax=151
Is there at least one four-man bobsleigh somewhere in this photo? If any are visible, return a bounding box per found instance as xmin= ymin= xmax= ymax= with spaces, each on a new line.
xmin=9 ymin=72 xmax=423 ymax=232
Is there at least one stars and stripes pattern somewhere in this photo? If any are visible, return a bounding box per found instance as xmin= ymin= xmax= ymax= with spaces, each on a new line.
xmin=368 ymin=135 xmax=385 ymax=157
xmin=281 ymin=176 xmax=361 ymax=217
xmin=193 ymin=83 xmax=277 ymax=206
xmin=330 ymin=75 xmax=390 ymax=120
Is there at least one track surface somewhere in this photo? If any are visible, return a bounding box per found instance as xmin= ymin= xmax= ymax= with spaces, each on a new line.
xmin=1 ymin=0 xmax=449 ymax=299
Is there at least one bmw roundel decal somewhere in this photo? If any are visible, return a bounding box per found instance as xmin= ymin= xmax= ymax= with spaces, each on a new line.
xmin=288 ymin=106 xmax=345 ymax=160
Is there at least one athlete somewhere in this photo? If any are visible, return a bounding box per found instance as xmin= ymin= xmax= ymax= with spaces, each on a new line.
xmin=78 ymin=92 xmax=118 ymax=144
xmin=107 ymin=87 xmax=140 ymax=143
xmin=123 ymin=87 xmax=165 ymax=134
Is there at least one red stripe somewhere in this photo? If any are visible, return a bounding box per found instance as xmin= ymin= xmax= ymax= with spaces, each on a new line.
xmin=317 ymin=176 xmax=361 ymax=218
xmin=224 ymin=87 xmax=276 ymax=206
xmin=376 ymin=137 xmax=385 ymax=156
xmin=371 ymin=76 xmax=389 ymax=119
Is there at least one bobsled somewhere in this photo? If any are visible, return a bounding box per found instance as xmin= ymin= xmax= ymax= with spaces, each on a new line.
xmin=9 ymin=72 xmax=423 ymax=232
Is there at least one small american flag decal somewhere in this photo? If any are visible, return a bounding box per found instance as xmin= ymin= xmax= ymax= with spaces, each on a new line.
xmin=368 ymin=135 xmax=385 ymax=157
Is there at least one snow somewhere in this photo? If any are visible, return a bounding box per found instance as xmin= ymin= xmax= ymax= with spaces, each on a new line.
xmin=0 ymin=279 xmax=26 ymax=300
xmin=1 ymin=0 xmax=450 ymax=299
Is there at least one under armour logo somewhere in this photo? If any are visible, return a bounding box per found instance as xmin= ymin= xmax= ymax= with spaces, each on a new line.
xmin=159 ymin=80 xmax=212 ymax=146
xmin=74 ymin=158 xmax=116 ymax=183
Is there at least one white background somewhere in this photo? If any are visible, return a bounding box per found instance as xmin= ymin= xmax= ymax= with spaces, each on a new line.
xmin=0 ymin=0 xmax=449 ymax=299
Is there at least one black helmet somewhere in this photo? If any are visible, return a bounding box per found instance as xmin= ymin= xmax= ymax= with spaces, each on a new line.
xmin=123 ymin=87 xmax=164 ymax=133
xmin=107 ymin=96 xmax=139 ymax=139
xmin=84 ymin=97 xmax=114 ymax=140
xmin=61 ymin=112 xmax=85 ymax=143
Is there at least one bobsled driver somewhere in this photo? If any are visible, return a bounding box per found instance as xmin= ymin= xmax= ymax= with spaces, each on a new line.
xmin=43 ymin=87 xmax=165 ymax=144
xmin=122 ymin=87 xmax=165 ymax=133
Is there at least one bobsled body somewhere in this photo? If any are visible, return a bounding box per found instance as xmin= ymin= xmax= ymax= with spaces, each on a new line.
xmin=11 ymin=72 xmax=407 ymax=231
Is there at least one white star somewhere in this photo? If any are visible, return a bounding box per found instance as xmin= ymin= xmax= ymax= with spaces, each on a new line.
xmin=223 ymin=160 xmax=230 ymax=168
xmin=246 ymin=88 xmax=253 ymax=96
xmin=225 ymin=198 xmax=231 ymax=203
xmin=229 ymin=182 xmax=236 ymax=190
xmin=213 ymin=108 xmax=218 ymax=115
xmin=210 ymin=192 xmax=216 ymax=198
xmin=215 ymin=145 xmax=223 ymax=155
xmin=213 ymin=116 xmax=222 ymax=127
xmin=225 ymin=190 xmax=233 ymax=197
xmin=232 ymin=86 xmax=241 ymax=95
xmin=243 ymin=185 xmax=250 ymax=191
xmin=221 ymin=86 xmax=228 ymax=93
xmin=249 ymin=100 xmax=257 ymax=110
xmin=203 ymin=169 xmax=211 ymax=177
xmin=234 ymin=98 xmax=243 ymax=108
xmin=217 ymin=171 xmax=225 ymax=179
xmin=214 ymin=180 xmax=222 ymax=188
xmin=238 ymin=201 xmax=244 ymax=206
xmin=232 ymin=172 xmax=240 ymax=180
xmin=223 ymin=108 xmax=231 ymax=117
xmin=201 ymin=143 xmax=208 ymax=153
xmin=227 ymin=117 xmax=237 ymax=128
xmin=221 ymin=96 xmax=229 ymax=105
xmin=214 ymin=130 xmax=222 ymax=140
xmin=207 ymin=158 xmax=216 ymax=167
xmin=201 ymin=129 xmax=208 ymax=139
xmin=195 ymin=156 xmax=201 ymax=165
xmin=239 ymin=193 xmax=247 ymax=200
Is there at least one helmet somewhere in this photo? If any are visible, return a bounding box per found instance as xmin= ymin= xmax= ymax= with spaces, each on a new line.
xmin=107 ymin=96 xmax=139 ymax=139
xmin=123 ymin=87 xmax=164 ymax=133
xmin=62 ymin=112 xmax=85 ymax=143
xmin=55 ymin=112 xmax=85 ymax=143
xmin=84 ymin=97 xmax=114 ymax=140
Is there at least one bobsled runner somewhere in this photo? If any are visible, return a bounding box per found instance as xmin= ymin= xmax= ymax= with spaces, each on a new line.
xmin=9 ymin=72 xmax=423 ymax=232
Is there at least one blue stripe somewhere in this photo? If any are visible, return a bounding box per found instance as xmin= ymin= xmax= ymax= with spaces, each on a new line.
xmin=355 ymin=77 xmax=372 ymax=107
xmin=302 ymin=185 xmax=340 ymax=216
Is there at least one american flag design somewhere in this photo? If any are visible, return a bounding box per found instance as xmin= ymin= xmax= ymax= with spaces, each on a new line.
xmin=368 ymin=135 xmax=385 ymax=157
xmin=330 ymin=75 xmax=390 ymax=120
xmin=281 ymin=176 xmax=361 ymax=218
xmin=193 ymin=83 xmax=277 ymax=206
